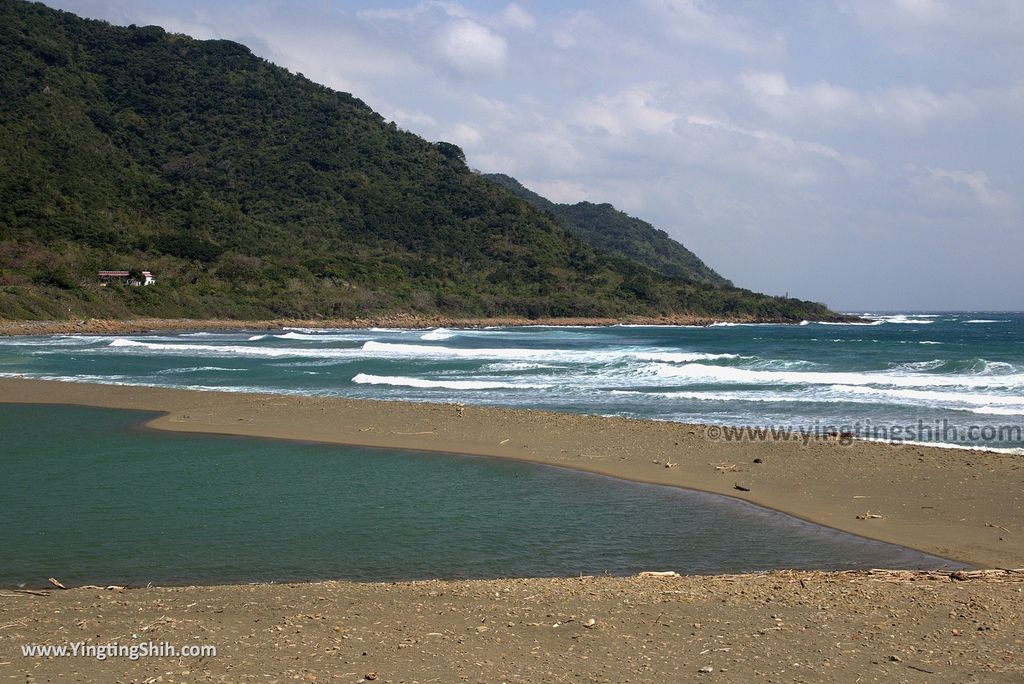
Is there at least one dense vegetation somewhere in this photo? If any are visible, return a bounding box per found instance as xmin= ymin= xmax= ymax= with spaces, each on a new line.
xmin=483 ymin=174 xmax=730 ymax=287
xmin=0 ymin=0 xmax=841 ymax=322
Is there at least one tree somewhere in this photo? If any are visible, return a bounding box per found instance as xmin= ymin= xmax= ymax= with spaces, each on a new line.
xmin=128 ymin=268 xmax=146 ymax=286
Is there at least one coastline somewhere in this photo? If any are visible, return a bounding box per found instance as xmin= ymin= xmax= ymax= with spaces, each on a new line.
xmin=3 ymin=377 xmax=1023 ymax=681
xmin=1 ymin=377 xmax=1020 ymax=569
xmin=0 ymin=312 xmax=859 ymax=336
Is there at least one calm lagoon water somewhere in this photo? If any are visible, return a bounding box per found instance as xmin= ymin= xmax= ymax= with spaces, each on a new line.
xmin=0 ymin=404 xmax=956 ymax=587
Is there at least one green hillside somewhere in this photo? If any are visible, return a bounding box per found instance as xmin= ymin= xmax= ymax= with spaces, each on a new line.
xmin=0 ymin=0 xmax=841 ymax=322
xmin=483 ymin=174 xmax=730 ymax=287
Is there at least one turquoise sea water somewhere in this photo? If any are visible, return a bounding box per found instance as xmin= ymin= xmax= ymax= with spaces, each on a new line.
xmin=0 ymin=404 xmax=955 ymax=587
xmin=1 ymin=312 xmax=1021 ymax=450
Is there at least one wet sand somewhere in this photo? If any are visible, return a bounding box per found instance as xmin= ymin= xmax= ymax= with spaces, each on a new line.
xmin=1 ymin=377 xmax=1023 ymax=682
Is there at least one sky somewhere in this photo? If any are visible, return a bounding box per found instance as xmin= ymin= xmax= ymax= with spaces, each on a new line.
xmin=42 ymin=0 xmax=1024 ymax=311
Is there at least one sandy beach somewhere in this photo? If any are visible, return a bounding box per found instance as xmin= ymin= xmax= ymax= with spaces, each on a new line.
xmin=3 ymin=570 xmax=1022 ymax=683
xmin=2 ymin=377 xmax=1022 ymax=681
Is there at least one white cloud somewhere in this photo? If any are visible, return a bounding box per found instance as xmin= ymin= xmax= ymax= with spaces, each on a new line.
xmin=682 ymin=115 xmax=870 ymax=177
xmin=841 ymin=0 xmax=1024 ymax=57
xmin=739 ymin=72 xmax=978 ymax=132
xmin=844 ymin=0 xmax=1024 ymax=36
xmin=574 ymin=87 xmax=678 ymax=137
xmin=524 ymin=179 xmax=592 ymax=204
xmin=432 ymin=19 xmax=507 ymax=76
xmin=444 ymin=122 xmax=483 ymax=147
xmin=642 ymin=0 xmax=783 ymax=55
xmin=552 ymin=10 xmax=597 ymax=49
xmin=379 ymin=106 xmax=438 ymax=131
xmin=740 ymin=72 xmax=789 ymax=99
xmin=925 ymin=167 xmax=1014 ymax=210
xmin=516 ymin=127 xmax=586 ymax=175
xmin=498 ymin=3 xmax=535 ymax=31
xmin=358 ymin=1 xmax=471 ymax=23
xmin=870 ymin=86 xmax=977 ymax=130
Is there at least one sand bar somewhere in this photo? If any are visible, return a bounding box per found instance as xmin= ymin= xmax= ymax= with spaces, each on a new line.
xmin=1 ymin=377 xmax=1021 ymax=568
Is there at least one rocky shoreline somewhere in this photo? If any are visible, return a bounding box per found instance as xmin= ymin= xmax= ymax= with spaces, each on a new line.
xmin=0 ymin=313 xmax=862 ymax=336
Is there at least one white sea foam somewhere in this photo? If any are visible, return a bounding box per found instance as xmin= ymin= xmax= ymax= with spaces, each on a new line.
xmin=634 ymin=351 xmax=740 ymax=363
xmin=610 ymin=389 xmax=864 ymax=404
xmin=99 ymin=338 xmax=742 ymax=368
xmin=981 ymin=361 xmax=1018 ymax=374
xmin=420 ymin=328 xmax=455 ymax=341
xmin=747 ymin=359 xmax=821 ymax=371
xmin=965 ymin=319 xmax=1008 ymax=324
xmin=648 ymin=362 xmax=1024 ymax=389
xmin=29 ymin=373 xmax=133 ymax=383
xmin=351 ymin=373 xmax=551 ymax=390
xmin=0 ymin=335 xmax=120 ymax=347
xmin=609 ymin=385 xmax=1024 ymax=416
xmin=893 ymin=360 xmax=946 ymax=372
xmin=857 ymin=313 xmax=941 ymax=319
xmin=966 ymin=406 xmax=1024 ymax=416
xmin=360 ymin=341 xmax=737 ymax=365
xmin=155 ymin=366 xmax=245 ymax=374
xmin=480 ymin=362 xmax=560 ymax=372
xmin=276 ymin=332 xmax=320 ymax=340
xmin=107 ymin=338 xmax=363 ymax=358
xmin=867 ymin=314 xmax=935 ymax=324
xmin=830 ymin=384 xmax=1024 ymax=408
xmin=274 ymin=331 xmax=372 ymax=342
xmin=361 ymin=341 xmax=556 ymax=360
xmin=858 ymin=437 xmax=1024 ymax=456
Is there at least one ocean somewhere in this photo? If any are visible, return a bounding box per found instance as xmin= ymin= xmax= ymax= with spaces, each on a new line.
xmin=1 ymin=312 xmax=1021 ymax=451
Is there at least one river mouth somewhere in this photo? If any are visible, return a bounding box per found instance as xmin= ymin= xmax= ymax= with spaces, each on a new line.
xmin=1 ymin=404 xmax=958 ymax=588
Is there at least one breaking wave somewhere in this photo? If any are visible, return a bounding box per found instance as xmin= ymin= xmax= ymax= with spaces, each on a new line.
xmin=351 ymin=373 xmax=552 ymax=390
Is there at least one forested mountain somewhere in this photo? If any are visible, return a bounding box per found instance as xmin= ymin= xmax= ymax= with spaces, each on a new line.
xmin=0 ymin=0 xmax=841 ymax=322
xmin=483 ymin=174 xmax=730 ymax=287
